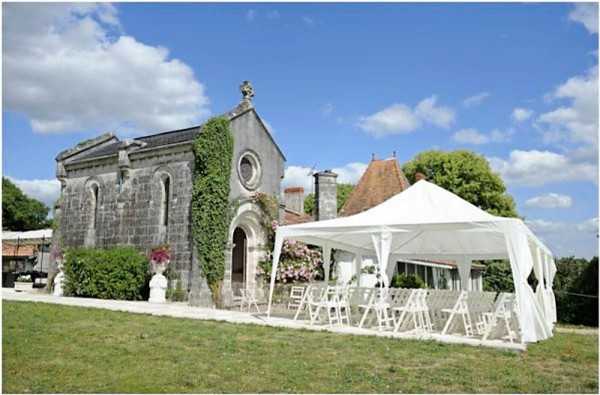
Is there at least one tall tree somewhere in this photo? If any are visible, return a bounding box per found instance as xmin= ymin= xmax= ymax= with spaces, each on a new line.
xmin=2 ymin=177 xmax=50 ymax=231
xmin=304 ymin=183 xmax=355 ymax=216
xmin=403 ymin=150 xmax=518 ymax=217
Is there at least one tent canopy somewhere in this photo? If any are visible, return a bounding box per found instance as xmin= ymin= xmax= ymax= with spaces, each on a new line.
xmin=274 ymin=180 xmax=551 ymax=260
xmin=267 ymin=180 xmax=557 ymax=343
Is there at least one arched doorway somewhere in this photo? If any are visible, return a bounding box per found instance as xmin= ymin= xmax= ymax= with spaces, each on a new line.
xmin=232 ymin=227 xmax=247 ymax=285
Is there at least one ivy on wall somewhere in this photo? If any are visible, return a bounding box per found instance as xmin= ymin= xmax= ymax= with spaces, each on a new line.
xmin=191 ymin=117 xmax=234 ymax=302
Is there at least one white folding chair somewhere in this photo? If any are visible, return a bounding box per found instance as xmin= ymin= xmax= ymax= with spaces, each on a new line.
xmin=481 ymin=293 xmax=518 ymax=343
xmin=393 ymin=289 xmax=432 ymax=334
xmin=288 ymin=286 xmax=306 ymax=310
xmin=441 ymin=291 xmax=474 ymax=337
xmin=309 ymin=286 xmax=353 ymax=327
xmin=240 ymin=288 xmax=261 ymax=313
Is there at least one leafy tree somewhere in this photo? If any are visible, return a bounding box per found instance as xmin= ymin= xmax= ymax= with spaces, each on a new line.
xmin=554 ymin=256 xmax=598 ymax=326
xmin=2 ymin=177 xmax=50 ymax=230
xmin=403 ymin=150 xmax=518 ymax=217
xmin=483 ymin=260 xmax=515 ymax=292
xmin=304 ymin=183 xmax=355 ymax=215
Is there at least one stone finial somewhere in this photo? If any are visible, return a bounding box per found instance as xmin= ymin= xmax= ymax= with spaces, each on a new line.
xmin=240 ymin=80 xmax=255 ymax=101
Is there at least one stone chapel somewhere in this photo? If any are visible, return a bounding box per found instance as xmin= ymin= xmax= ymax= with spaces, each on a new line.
xmin=52 ymin=82 xmax=338 ymax=306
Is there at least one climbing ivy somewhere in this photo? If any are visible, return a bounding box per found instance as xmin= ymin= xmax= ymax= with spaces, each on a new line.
xmin=191 ymin=117 xmax=234 ymax=301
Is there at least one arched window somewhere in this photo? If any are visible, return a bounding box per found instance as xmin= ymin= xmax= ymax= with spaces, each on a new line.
xmin=161 ymin=176 xmax=170 ymax=227
xmin=90 ymin=183 xmax=99 ymax=229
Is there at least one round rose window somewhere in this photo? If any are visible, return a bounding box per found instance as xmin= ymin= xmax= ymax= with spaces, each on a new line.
xmin=237 ymin=151 xmax=261 ymax=190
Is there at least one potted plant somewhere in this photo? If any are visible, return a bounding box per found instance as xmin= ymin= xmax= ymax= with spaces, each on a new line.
xmin=148 ymin=245 xmax=170 ymax=303
xmin=14 ymin=274 xmax=33 ymax=292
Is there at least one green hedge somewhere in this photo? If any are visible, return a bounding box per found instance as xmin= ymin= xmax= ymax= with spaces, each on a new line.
xmin=63 ymin=247 xmax=150 ymax=300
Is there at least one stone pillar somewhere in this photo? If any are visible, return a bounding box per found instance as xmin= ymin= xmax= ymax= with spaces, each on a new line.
xmin=188 ymin=241 xmax=215 ymax=308
xmin=457 ymin=258 xmax=472 ymax=291
xmin=220 ymin=242 xmax=234 ymax=307
xmin=46 ymin=161 xmax=67 ymax=292
xmin=314 ymin=170 xmax=338 ymax=221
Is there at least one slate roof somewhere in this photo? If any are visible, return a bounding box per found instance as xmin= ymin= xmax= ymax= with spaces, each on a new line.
xmin=65 ymin=101 xmax=285 ymax=164
xmin=339 ymin=158 xmax=411 ymax=217
xmin=72 ymin=125 xmax=202 ymax=162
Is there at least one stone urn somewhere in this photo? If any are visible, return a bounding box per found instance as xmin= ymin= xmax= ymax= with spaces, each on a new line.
xmin=53 ymin=261 xmax=65 ymax=297
xmin=148 ymin=260 xmax=168 ymax=303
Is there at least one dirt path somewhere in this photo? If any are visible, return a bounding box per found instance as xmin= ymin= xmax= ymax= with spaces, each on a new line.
xmin=555 ymin=326 xmax=598 ymax=336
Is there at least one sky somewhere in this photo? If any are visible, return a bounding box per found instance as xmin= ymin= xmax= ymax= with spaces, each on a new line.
xmin=2 ymin=2 xmax=598 ymax=258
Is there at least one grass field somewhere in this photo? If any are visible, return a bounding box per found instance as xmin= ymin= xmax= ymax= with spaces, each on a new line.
xmin=3 ymin=300 xmax=598 ymax=393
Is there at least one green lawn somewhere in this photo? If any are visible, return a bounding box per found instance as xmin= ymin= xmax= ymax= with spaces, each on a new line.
xmin=3 ymin=301 xmax=598 ymax=393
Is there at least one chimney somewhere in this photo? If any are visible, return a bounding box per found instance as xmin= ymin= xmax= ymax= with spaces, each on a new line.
xmin=314 ymin=170 xmax=338 ymax=221
xmin=284 ymin=187 xmax=305 ymax=214
xmin=415 ymin=172 xmax=427 ymax=182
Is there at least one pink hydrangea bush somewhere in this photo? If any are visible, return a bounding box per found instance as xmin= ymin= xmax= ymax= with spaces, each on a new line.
xmin=258 ymin=221 xmax=323 ymax=283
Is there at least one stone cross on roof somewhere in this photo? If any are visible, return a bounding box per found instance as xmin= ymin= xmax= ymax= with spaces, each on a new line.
xmin=240 ymin=80 xmax=254 ymax=100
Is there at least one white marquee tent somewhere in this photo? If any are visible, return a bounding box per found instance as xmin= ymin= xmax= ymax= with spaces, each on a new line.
xmin=267 ymin=180 xmax=557 ymax=343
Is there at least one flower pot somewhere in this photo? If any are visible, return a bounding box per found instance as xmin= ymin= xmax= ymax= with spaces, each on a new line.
xmin=14 ymin=282 xmax=33 ymax=292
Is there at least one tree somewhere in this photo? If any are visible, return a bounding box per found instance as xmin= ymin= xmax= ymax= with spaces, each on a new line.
xmin=2 ymin=177 xmax=50 ymax=231
xmin=403 ymin=150 xmax=518 ymax=217
xmin=554 ymin=256 xmax=598 ymax=326
xmin=304 ymin=183 xmax=355 ymax=215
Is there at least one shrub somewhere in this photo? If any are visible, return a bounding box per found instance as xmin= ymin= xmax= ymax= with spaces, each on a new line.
xmin=258 ymin=239 xmax=322 ymax=284
xmin=390 ymin=273 xmax=426 ymax=289
xmin=63 ymin=246 xmax=150 ymax=300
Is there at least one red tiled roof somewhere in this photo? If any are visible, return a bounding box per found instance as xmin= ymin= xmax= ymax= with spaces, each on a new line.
xmin=340 ymin=158 xmax=411 ymax=217
xmin=2 ymin=243 xmax=36 ymax=257
xmin=283 ymin=208 xmax=313 ymax=225
xmin=284 ymin=187 xmax=304 ymax=193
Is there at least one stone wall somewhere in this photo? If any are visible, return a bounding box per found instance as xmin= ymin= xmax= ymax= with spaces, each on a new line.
xmin=56 ymin=108 xmax=286 ymax=297
xmin=60 ymin=145 xmax=195 ymax=290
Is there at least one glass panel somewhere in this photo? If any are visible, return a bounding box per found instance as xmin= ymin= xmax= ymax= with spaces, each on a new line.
xmin=417 ymin=265 xmax=426 ymax=283
xmin=407 ymin=263 xmax=415 ymax=275
xmin=240 ymin=157 xmax=253 ymax=182
xmin=397 ymin=261 xmax=406 ymax=274
xmin=426 ymin=267 xmax=434 ymax=288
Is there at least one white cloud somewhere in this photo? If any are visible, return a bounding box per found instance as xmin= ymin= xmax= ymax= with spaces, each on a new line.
xmin=525 ymin=193 xmax=573 ymax=209
xmin=414 ymin=96 xmax=455 ymax=128
xmin=569 ymin=3 xmax=599 ymax=34
xmin=302 ymin=16 xmax=315 ymax=26
xmin=453 ymin=128 xmax=488 ymax=145
xmin=462 ymin=92 xmax=490 ymax=108
xmin=512 ymin=107 xmax=534 ymax=122
xmin=357 ymin=96 xmax=455 ymax=137
xmin=246 ymin=9 xmax=256 ymax=22
xmin=576 ymin=217 xmax=599 ymax=233
xmin=526 ymin=219 xmax=566 ymax=233
xmin=452 ymin=128 xmax=512 ymax=145
xmin=7 ymin=177 xmax=61 ymax=209
xmin=321 ymin=103 xmax=334 ymax=116
xmin=282 ymin=162 xmax=368 ymax=194
xmin=357 ymin=104 xmax=420 ymax=137
xmin=332 ymin=162 xmax=368 ymax=185
xmin=526 ymin=218 xmax=598 ymax=258
xmin=537 ymin=66 xmax=598 ymax=146
xmin=489 ymin=149 xmax=598 ymax=186
xmin=3 ymin=3 xmax=209 ymax=135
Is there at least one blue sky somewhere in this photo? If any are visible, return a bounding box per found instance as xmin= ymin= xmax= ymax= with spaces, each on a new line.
xmin=3 ymin=2 xmax=598 ymax=258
